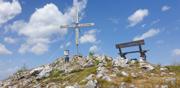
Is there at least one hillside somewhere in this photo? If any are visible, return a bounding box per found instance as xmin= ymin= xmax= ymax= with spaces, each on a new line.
xmin=0 ymin=55 xmax=180 ymax=88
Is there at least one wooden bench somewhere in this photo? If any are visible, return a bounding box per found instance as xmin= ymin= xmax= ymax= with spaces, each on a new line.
xmin=115 ymin=40 xmax=148 ymax=60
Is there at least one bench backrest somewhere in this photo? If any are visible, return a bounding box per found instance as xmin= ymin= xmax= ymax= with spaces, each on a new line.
xmin=116 ymin=40 xmax=144 ymax=49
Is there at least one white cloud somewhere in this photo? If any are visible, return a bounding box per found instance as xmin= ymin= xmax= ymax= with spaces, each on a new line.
xmin=4 ymin=37 xmax=16 ymax=44
xmin=30 ymin=43 xmax=48 ymax=55
xmin=80 ymin=30 xmax=97 ymax=44
xmin=133 ymin=28 xmax=160 ymax=41
xmin=128 ymin=9 xmax=149 ymax=27
xmin=161 ymin=5 xmax=171 ymax=12
xmin=0 ymin=43 xmax=12 ymax=55
xmin=89 ymin=45 xmax=98 ymax=52
xmin=8 ymin=0 xmax=88 ymax=55
xmin=172 ymin=49 xmax=180 ymax=56
xmin=0 ymin=0 xmax=22 ymax=25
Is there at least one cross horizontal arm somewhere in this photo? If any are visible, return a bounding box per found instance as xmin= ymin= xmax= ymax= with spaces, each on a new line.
xmin=60 ymin=25 xmax=74 ymax=28
xmin=78 ymin=23 xmax=95 ymax=27
xmin=60 ymin=23 xmax=95 ymax=29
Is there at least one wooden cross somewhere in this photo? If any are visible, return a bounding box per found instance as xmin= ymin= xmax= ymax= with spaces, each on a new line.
xmin=61 ymin=0 xmax=95 ymax=55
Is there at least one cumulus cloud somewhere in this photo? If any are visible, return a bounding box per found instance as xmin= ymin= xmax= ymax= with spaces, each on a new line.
xmin=133 ymin=28 xmax=160 ymax=41
xmin=0 ymin=43 xmax=12 ymax=55
xmin=89 ymin=45 xmax=98 ymax=52
xmin=161 ymin=5 xmax=171 ymax=12
xmin=80 ymin=30 xmax=97 ymax=44
xmin=128 ymin=9 xmax=149 ymax=27
xmin=8 ymin=0 xmax=88 ymax=55
xmin=4 ymin=37 xmax=16 ymax=44
xmin=0 ymin=0 xmax=22 ymax=25
xmin=172 ymin=49 xmax=180 ymax=56
xmin=30 ymin=43 xmax=48 ymax=55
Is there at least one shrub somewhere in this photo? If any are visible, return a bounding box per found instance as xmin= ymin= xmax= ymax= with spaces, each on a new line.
xmin=122 ymin=76 xmax=132 ymax=83
xmin=50 ymin=69 xmax=62 ymax=77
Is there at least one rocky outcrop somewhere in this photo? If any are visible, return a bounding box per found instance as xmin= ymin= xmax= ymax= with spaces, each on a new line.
xmin=0 ymin=55 xmax=179 ymax=88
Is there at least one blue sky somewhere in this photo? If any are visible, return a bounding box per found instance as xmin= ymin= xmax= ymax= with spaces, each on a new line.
xmin=0 ymin=0 xmax=180 ymax=80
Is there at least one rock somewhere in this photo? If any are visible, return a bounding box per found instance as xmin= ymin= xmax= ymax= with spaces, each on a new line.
xmin=160 ymin=72 xmax=167 ymax=76
xmin=102 ymin=75 xmax=112 ymax=82
xmin=119 ymin=82 xmax=127 ymax=88
xmin=140 ymin=62 xmax=154 ymax=71
xmin=121 ymin=71 xmax=129 ymax=77
xmin=105 ymin=56 xmax=113 ymax=61
xmin=112 ymin=67 xmax=119 ymax=73
xmin=86 ymin=74 xmax=95 ymax=81
xmin=30 ymin=66 xmax=44 ymax=76
xmin=169 ymin=72 xmax=176 ymax=76
xmin=33 ymin=83 xmax=41 ymax=88
xmin=96 ymin=66 xmax=108 ymax=78
xmin=65 ymin=86 xmax=76 ymax=88
xmin=85 ymin=80 xmax=98 ymax=88
xmin=131 ymin=73 xmax=137 ymax=78
xmin=83 ymin=60 xmax=94 ymax=68
xmin=160 ymin=67 xmax=168 ymax=71
xmin=129 ymin=84 xmax=136 ymax=88
xmin=130 ymin=59 xmax=138 ymax=64
xmin=46 ymin=82 xmax=59 ymax=88
xmin=113 ymin=58 xmax=129 ymax=67
xmin=161 ymin=85 xmax=168 ymax=88
xmin=73 ymin=83 xmax=80 ymax=88
xmin=110 ymin=73 xmax=117 ymax=77
xmin=96 ymin=73 xmax=103 ymax=78
xmin=139 ymin=57 xmax=146 ymax=63
xmin=155 ymin=85 xmax=160 ymax=88
xmin=164 ymin=78 xmax=176 ymax=85
xmin=98 ymin=62 xmax=104 ymax=67
xmin=36 ymin=65 xmax=52 ymax=79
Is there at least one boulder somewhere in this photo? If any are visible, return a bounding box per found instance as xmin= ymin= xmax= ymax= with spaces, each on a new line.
xmin=83 ymin=60 xmax=94 ymax=68
xmin=161 ymin=85 xmax=168 ymax=88
xmin=85 ymin=80 xmax=98 ymax=88
xmin=30 ymin=65 xmax=52 ymax=79
xmin=130 ymin=59 xmax=138 ymax=64
xmin=164 ymin=78 xmax=176 ymax=85
xmin=139 ymin=57 xmax=146 ymax=63
xmin=113 ymin=58 xmax=129 ymax=67
xmin=140 ymin=62 xmax=154 ymax=71
xmin=119 ymin=82 xmax=127 ymax=88
xmin=160 ymin=72 xmax=167 ymax=76
xmin=102 ymin=75 xmax=112 ymax=82
xmin=131 ymin=73 xmax=137 ymax=78
xmin=65 ymin=86 xmax=76 ymax=88
xmin=121 ymin=71 xmax=129 ymax=77
xmin=30 ymin=66 xmax=44 ymax=76
xmin=160 ymin=67 xmax=168 ymax=71
xmin=169 ymin=72 xmax=176 ymax=76
xmin=86 ymin=74 xmax=95 ymax=81
xmin=129 ymin=84 xmax=137 ymax=88
xmin=46 ymin=82 xmax=59 ymax=88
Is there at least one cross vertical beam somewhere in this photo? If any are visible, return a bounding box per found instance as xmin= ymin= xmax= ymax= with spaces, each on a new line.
xmin=60 ymin=0 xmax=95 ymax=55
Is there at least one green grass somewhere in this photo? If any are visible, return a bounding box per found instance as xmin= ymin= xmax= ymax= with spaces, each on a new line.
xmin=67 ymin=66 xmax=97 ymax=83
xmin=166 ymin=65 xmax=180 ymax=72
xmin=97 ymin=79 xmax=118 ymax=88
xmin=122 ymin=76 xmax=132 ymax=83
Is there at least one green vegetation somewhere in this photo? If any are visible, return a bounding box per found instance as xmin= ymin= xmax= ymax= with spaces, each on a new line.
xmin=16 ymin=64 xmax=28 ymax=74
xmin=50 ymin=69 xmax=63 ymax=78
xmin=97 ymin=79 xmax=118 ymax=88
xmin=166 ymin=65 xmax=180 ymax=72
xmin=122 ymin=76 xmax=132 ymax=83
xmin=88 ymin=52 xmax=95 ymax=59
xmin=68 ymin=66 xmax=97 ymax=83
